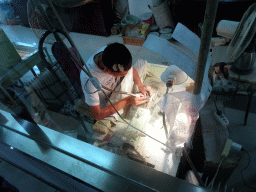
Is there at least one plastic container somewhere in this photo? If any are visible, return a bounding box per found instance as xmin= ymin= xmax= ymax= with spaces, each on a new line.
xmin=121 ymin=14 xmax=139 ymax=28
xmin=152 ymin=0 xmax=164 ymax=7
xmin=159 ymin=27 xmax=173 ymax=34
xmin=142 ymin=12 xmax=154 ymax=26
xmin=151 ymin=0 xmax=174 ymax=29
xmin=150 ymin=24 xmax=159 ymax=32
xmin=121 ymin=24 xmax=151 ymax=46
xmin=160 ymin=33 xmax=172 ymax=40
xmin=149 ymin=32 xmax=160 ymax=37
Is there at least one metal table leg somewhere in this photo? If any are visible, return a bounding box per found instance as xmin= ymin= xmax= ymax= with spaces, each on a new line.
xmin=244 ymin=90 xmax=254 ymax=126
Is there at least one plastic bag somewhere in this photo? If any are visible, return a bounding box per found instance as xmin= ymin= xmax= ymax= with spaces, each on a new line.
xmin=0 ymin=0 xmax=15 ymax=24
xmin=158 ymin=88 xmax=211 ymax=153
xmin=125 ymin=27 xmax=140 ymax=37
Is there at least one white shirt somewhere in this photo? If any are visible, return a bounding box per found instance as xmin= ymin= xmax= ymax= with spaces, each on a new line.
xmin=80 ymin=46 xmax=121 ymax=107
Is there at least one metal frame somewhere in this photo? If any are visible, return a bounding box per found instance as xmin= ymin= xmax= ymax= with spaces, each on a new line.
xmin=0 ymin=110 xmax=210 ymax=192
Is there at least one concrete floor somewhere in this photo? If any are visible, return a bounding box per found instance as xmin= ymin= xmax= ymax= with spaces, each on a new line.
xmin=0 ymin=24 xmax=256 ymax=191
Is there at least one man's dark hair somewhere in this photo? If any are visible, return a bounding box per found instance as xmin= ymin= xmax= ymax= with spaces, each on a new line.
xmin=102 ymin=42 xmax=132 ymax=72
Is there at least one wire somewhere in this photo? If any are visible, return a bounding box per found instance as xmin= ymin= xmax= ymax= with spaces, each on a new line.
xmin=207 ymin=157 xmax=225 ymax=188
xmin=214 ymin=94 xmax=219 ymax=112
xmin=84 ymin=79 xmax=99 ymax=94
xmin=240 ymin=148 xmax=256 ymax=190
xmin=163 ymin=86 xmax=170 ymax=139
xmin=101 ymin=89 xmax=169 ymax=148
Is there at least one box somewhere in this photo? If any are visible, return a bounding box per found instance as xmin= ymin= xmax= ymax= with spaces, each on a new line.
xmin=121 ymin=24 xmax=150 ymax=46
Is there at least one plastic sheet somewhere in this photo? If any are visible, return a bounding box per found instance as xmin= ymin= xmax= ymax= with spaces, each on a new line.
xmin=0 ymin=0 xmax=15 ymax=24
xmin=158 ymin=86 xmax=211 ymax=154
xmin=143 ymin=23 xmax=212 ymax=153
xmin=125 ymin=27 xmax=146 ymax=39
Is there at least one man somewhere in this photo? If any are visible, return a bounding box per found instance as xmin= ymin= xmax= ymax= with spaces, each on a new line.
xmin=80 ymin=42 xmax=152 ymax=120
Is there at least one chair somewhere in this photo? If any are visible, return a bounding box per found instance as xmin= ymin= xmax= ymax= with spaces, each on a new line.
xmin=52 ymin=42 xmax=83 ymax=97
xmin=51 ymin=41 xmax=96 ymax=131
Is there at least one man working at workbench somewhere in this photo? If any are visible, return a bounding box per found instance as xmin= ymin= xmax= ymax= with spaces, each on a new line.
xmin=78 ymin=42 xmax=152 ymax=121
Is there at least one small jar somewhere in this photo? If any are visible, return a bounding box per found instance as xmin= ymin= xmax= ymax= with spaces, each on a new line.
xmin=150 ymin=25 xmax=159 ymax=32
xmin=111 ymin=23 xmax=121 ymax=35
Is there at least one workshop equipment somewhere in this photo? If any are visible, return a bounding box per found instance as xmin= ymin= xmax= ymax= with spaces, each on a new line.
xmin=122 ymin=142 xmax=155 ymax=168
xmin=224 ymin=3 xmax=256 ymax=75
xmin=27 ymin=0 xmax=73 ymax=45
xmin=232 ymin=42 xmax=256 ymax=75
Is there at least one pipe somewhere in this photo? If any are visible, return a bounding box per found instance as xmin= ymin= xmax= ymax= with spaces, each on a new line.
xmin=193 ymin=0 xmax=219 ymax=95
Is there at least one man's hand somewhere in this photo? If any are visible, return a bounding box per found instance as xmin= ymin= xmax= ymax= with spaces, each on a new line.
xmin=139 ymin=85 xmax=153 ymax=97
xmin=128 ymin=94 xmax=149 ymax=106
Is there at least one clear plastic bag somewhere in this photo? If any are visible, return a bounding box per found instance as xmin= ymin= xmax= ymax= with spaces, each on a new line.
xmin=158 ymin=90 xmax=210 ymax=153
xmin=0 ymin=0 xmax=15 ymax=23
xmin=125 ymin=27 xmax=145 ymax=39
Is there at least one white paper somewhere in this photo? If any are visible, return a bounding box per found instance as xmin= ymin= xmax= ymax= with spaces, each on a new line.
xmin=172 ymin=23 xmax=201 ymax=58
xmin=211 ymin=46 xmax=230 ymax=66
xmin=128 ymin=0 xmax=153 ymax=20
xmin=143 ymin=34 xmax=197 ymax=80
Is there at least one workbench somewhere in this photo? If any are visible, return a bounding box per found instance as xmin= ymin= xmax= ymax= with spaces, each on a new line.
xmin=211 ymin=45 xmax=256 ymax=125
xmin=93 ymin=63 xmax=194 ymax=177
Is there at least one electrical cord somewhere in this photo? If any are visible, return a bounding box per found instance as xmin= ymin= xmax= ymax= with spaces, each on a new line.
xmin=207 ymin=157 xmax=225 ymax=188
xmin=214 ymin=94 xmax=220 ymax=112
xmin=163 ymin=83 xmax=172 ymax=140
xmin=84 ymin=79 xmax=100 ymax=94
xmin=240 ymin=148 xmax=256 ymax=190
xmin=101 ymin=89 xmax=169 ymax=148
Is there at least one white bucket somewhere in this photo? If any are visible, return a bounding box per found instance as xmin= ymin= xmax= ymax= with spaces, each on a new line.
xmin=152 ymin=0 xmax=164 ymax=7
xmin=142 ymin=12 xmax=154 ymax=26
xmin=160 ymin=33 xmax=172 ymax=40
xmin=149 ymin=32 xmax=160 ymax=37
xmin=216 ymin=20 xmax=239 ymax=40
xmin=151 ymin=0 xmax=174 ymax=29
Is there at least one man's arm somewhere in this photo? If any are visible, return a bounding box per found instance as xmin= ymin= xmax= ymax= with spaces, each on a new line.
xmin=133 ymin=68 xmax=153 ymax=96
xmin=133 ymin=68 xmax=145 ymax=91
xmin=89 ymin=94 xmax=149 ymax=120
xmin=90 ymin=97 xmax=131 ymax=120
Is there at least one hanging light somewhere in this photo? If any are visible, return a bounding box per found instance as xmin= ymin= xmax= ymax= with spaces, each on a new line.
xmin=160 ymin=65 xmax=188 ymax=86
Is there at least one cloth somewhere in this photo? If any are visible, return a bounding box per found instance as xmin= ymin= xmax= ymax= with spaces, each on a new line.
xmin=80 ymin=46 xmax=123 ymax=108
xmin=76 ymin=53 xmax=148 ymax=120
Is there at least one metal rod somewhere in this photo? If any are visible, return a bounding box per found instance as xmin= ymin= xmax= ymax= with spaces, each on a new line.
xmin=205 ymin=176 xmax=209 ymax=186
xmin=43 ymin=47 xmax=54 ymax=66
xmin=182 ymin=148 xmax=205 ymax=188
xmin=46 ymin=0 xmax=93 ymax=78
xmin=218 ymin=182 xmax=221 ymax=191
xmin=0 ymin=86 xmax=18 ymax=106
xmin=244 ymin=87 xmax=253 ymax=126
xmin=193 ymin=0 xmax=219 ymax=95
xmin=0 ymin=122 xmax=155 ymax=191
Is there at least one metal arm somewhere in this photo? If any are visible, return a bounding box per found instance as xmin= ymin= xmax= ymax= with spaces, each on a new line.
xmin=193 ymin=0 xmax=219 ymax=95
